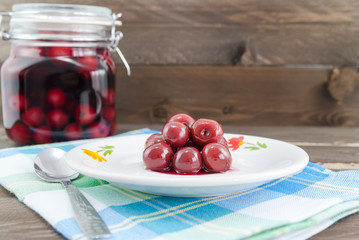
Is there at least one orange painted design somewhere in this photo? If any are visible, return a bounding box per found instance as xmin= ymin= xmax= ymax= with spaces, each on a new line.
xmin=228 ymin=136 xmax=244 ymax=151
xmin=81 ymin=149 xmax=107 ymax=162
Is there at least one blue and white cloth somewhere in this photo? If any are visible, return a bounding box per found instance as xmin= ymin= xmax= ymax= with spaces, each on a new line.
xmin=0 ymin=129 xmax=359 ymax=240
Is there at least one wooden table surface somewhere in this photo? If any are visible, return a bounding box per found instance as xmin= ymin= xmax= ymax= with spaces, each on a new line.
xmin=1 ymin=124 xmax=359 ymax=239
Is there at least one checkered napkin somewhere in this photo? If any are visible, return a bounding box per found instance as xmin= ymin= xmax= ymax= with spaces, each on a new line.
xmin=1 ymin=128 xmax=359 ymax=240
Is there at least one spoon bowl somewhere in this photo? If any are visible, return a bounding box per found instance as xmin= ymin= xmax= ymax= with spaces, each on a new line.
xmin=34 ymin=148 xmax=79 ymax=182
xmin=34 ymin=147 xmax=111 ymax=239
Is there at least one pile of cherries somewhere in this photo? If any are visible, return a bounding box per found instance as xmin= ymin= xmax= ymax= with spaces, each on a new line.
xmin=1 ymin=45 xmax=116 ymax=145
xmin=143 ymin=114 xmax=232 ymax=174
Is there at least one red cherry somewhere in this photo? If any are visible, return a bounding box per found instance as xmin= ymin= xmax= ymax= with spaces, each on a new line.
xmin=202 ymin=143 xmax=232 ymax=173
xmin=168 ymin=114 xmax=195 ymax=128
xmin=102 ymin=107 xmax=115 ymax=122
xmin=22 ymin=107 xmax=44 ymax=126
xmin=87 ymin=122 xmax=110 ymax=138
xmin=218 ymin=137 xmax=228 ymax=148
xmin=77 ymin=56 xmax=98 ymax=70
xmin=64 ymin=123 xmax=83 ymax=140
xmin=18 ymin=46 xmax=45 ymax=57
xmin=33 ymin=125 xmax=52 ymax=144
xmin=172 ymin=147 xmax=202 ymax=174
xmin=75 ymin=104 xmax=97 ymax=125
xmin=47 ymin=109 xmax=69 ymax=128
xmin=143 ymin=142 xmax=173 ymax=171
xmin=76 ymin=56 xmax=98 ymax=79
xmin=48 ymin=47 xmax=73 ymax=58
xmin=144 ymin=133 xmax=166 ymax=149
xmin=102 ymin=53 xmax=115 ymax=74
xmin=10 ymin=123 xmax=31 ymax=145
xmin=190 ymin=118 xmax=224 ymax=147
xmin=46 ymin=88 xmax=67 ymax=107
xmin=102 ymin=88 xmax=115 ymax=105
xmin=162 ymin=122 xmax=189 ymax=148
xmin=8 ymin=94 xmax=27 ymax=112
xmin=110 ymin=121 xmax=117 ymax=135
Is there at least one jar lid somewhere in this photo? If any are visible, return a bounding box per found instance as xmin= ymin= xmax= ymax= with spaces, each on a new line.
xmin=3 ymin=3 xmax=122 ymax=43
xmin=0 ymin=4 xmax=131 ymax=76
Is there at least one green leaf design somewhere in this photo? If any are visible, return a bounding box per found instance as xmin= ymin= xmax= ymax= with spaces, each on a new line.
xmin=257 ymin=142 xmax=267 ymax=149
xmin=99 ymin=145 xmax=115 ymax=150
xmin=244 ymin=146 xmax=260 ymax=151
xmin=103 ymin=150 xmax=113 ymax=156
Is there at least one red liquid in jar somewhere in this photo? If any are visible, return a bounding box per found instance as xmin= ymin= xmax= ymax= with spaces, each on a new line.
xmin=1 ymin=45 xmax=116 ymax=144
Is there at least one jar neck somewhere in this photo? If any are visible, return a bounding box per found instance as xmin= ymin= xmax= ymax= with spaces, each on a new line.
xmin=9 ymin=44 xmax=111 ymax=58
xmin=9 ymin=39 xmax=110 ymax=47
xmin=6 ymin=4 xmax=115 ymax=43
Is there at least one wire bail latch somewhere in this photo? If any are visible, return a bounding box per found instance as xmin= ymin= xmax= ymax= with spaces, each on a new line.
xmin=0 ymin=12 xmax=11 ymax=40
xmin=109 ymin=13 xmax=131 ymax=77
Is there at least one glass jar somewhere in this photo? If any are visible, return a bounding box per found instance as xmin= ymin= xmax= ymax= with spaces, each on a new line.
xmin=0 ymin=4 xmax=130 ymax=144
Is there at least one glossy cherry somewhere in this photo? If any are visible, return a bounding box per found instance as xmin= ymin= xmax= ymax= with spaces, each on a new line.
xmin=87 ymin=122 xmax=110 ymax=138
xmin=110 ymin=121 xmax=117 ymax=135
xmin=218 ymin=137 xmax=228 ymax=148
xmin=47 ymin=109 xmax=69 ymax=128
xmin=18 ymin=46 xmax=46 ymax=57
xmin=22 ymin=107 xmax=44 ymax=126
xmin=172 ymin=147 xmax=202 ymax=174
xmin=168 ymin=113 xmax=195 ymax=128
xmin=190 ymin=118 xmax=224 ymax=147
xmin=144 ymin=133 xmax=166 ymax=149
xmin=10 ymin=123 xmax=31 ymax=145
xmin=75 ymin=104 xmax=97 ymax=125
xmin=202 ymin=143 xmax=232 ymax=173
xmin=102 ymin=53 xmax=115 ymax=74
xmin=33 ymin=125 xmax=52 ymax=144
xmin=102 ymin=88 xmax=115 ymax=105
xmin=64 ymin=123 xmax=82 ymax=140
xmin=46 ymin=88 xmax=67 ymax=107
xmin=48 ymin=46 xmax=73 ymax=58
xmin=143 ymin=142 xmax=173 ymax=171
xmin=102 ymin=107 xmax=115 ymax=122
xmin=162 ymin=122 xmax=189 ymax=148
xmin=77 ymin=56 xmax=98 ymax=70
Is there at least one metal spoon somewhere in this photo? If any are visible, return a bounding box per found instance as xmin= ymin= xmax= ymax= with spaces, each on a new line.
xmin=34 ymin=148 xmax=111 ymax=239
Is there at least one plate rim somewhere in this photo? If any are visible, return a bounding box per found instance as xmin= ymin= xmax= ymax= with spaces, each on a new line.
xmin=65 ymin=133 xmax=310 ymax=188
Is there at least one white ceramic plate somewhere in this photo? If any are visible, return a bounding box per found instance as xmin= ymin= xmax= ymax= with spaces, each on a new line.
xmin=65 ymin=133 xmax=309 ymax=197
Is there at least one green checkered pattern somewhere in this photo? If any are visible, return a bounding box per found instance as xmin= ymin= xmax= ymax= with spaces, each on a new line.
xmin=1 ymin=129 xmax=359 ymax=240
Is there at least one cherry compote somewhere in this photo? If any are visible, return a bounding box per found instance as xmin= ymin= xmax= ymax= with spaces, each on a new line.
xmin=143 ymin=142 xmax=173 ymax=171
xmin=142 ymin=114 xmax=233 ymax=174
xmin=168 ymin=113 xmax=195 ymax=128
xmin=190 ymin=118 xmax=224 ymax=147
xmin=202 ymin=143 xmax=232 ymax=173
xmin=144 ymin=133 xmax=166 ymax=149
xmin=1 ymin=45 xmax=116 ymax=144
xmin=172 ymin=147 xmax=202 ymax=174
xmin=162 ymin=122 xmax=189 ymax=148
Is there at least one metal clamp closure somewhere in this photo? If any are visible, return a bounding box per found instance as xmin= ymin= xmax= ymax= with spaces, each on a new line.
xmin=109 ymin=13 xmax=131 ymax=77
xmin=0 ymin=12 xmax=12 ymax=40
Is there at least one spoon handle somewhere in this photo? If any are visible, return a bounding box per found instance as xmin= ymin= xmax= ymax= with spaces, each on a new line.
xmin=62 ymin=180 xmax=111 ymax=238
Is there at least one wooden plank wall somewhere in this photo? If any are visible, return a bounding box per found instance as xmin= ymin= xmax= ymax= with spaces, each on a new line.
xmin=1 ymin=0 xmax=359 ymax=126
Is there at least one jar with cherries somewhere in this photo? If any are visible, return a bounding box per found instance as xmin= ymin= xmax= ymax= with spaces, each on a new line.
xmin=0 ymin=4 xmax=130 ymax=144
